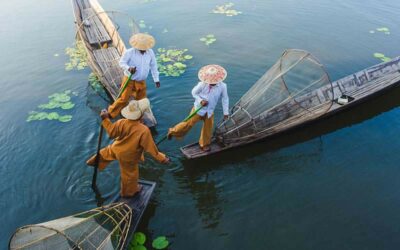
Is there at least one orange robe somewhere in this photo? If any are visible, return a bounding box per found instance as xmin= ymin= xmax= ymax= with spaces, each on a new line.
xmin=108 ymin=75 xmax=147 ymax=118
xmin=87 ymin=118 xmax=166 ymax=197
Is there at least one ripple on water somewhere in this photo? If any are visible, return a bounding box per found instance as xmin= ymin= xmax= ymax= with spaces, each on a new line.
xmin=66 ymin=168 xmax=119 ymax=204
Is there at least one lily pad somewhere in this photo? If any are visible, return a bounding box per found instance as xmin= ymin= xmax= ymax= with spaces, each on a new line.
xmin=200 ymin=34 xmax=217 ymax=46
xmin=132 ymin=232 xmax=146 ymax=245
xmin=373 ymin=53 xmax=385 ymax=58
xmin=152 ymin=236 xmax=169 ymax=250
xmin=47 ymin=112 xmax=60 ymax=120
xmin=156 ymin=48 xmax=193 ymax=77
xmin=376 ymin=27 xmax=390 ymax=32
xmin=162 ymin=28 xmax=168 ymax=33
xmin=130 ymin=245 xmax=146 ymax=250
xmin=61 ymin=102 xmax=75 ymax=110
xmin=139 ymin=20 xmax=146 ymax=29
xmin=59 ymin=115 xmax=73 ymax=123
xmin=65 ymin=41 xmax=88 ymax=71
xmin=211 ymin=3 xmax=242 ymax=16
xmin=38 ymin=101 xmax=61 ymax=109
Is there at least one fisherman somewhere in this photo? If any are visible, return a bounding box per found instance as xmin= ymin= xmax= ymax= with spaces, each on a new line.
xmin=108 ymin=33 xmax=160 ymax=118
xmin=167 ymin=65 xmax=229 ymax=151
xmin=87 ymin=98 xmax=169 ymax=197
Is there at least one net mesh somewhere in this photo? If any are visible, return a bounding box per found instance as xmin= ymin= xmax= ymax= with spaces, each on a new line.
xmin=9 ymin=203 xmax=132 ymax=250
xmin=216 ymin=49 xmax=334 ymax=144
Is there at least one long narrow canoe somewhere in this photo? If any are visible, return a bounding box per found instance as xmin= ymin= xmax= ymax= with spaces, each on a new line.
xmin=182 ymin=56 xmax=400 ymax=159
xmin=71 ymin=0 xmax=157 ymax=127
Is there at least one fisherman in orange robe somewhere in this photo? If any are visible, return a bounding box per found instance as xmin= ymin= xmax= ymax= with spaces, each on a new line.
xmin=108 ymin=33 xmax=160 ymax=118
xmin=87 ymin=98 xmax=169 ymax=197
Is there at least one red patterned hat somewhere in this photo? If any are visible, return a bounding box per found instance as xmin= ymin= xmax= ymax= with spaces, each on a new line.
xmin=198 ymin=64 xmax=227 ymax=84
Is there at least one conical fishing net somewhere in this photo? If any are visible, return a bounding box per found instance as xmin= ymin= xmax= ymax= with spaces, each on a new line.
xmin=9 ymin=203 xmax=132 ymax=250
xmin=216 ymin=49 xmax=334 ymax=144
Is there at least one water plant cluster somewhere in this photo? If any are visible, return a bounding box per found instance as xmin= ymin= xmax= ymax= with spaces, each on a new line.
xmin=27 ymin=90 xmax=77 ymax=123
xmin=369 ymin=27 xmax=390 ymax=35
xmin=156 ymin=48 xmax=193 ymax=77
xmin=129 ymin=232 xmax=169 ymax=250
xmin=370 ymin=26 xmax=392 ymax=62
xmin=373 ymin=53 xmax=391 ymax=62
xmin=211 ymin=2 xmax=242 ymax=16
xmin=200 ymin=34 xmax=217 ymax=46
xmin=65 ymin=41 xmax=88 ymax=71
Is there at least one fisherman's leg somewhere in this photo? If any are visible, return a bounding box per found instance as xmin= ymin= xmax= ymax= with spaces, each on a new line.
xmin=199 ymin=114 xmax=214 ymax=149
xmin=119 ymin=161 xmax=140 ymax=197
xmin=168 ymin=108 xmax=202 ymax=139
xmin=86 ymin=145 xmax=116 ymax=170
xmin=108 ymin=76 xmax=135 ymax=118
xmin=133 ymin=80 xmax=147 ymax=100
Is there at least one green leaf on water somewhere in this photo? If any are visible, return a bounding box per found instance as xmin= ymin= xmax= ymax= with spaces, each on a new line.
xmin=61 ymin=102 xmax=75 ymax=110
xmin=132 ymin=232 xmax=146 ymax=245
xmin=65 ymin=41 xmax=88 ymax=71
xmin=200 ymin=37 xmax=207 ymax=42
xmin=156 ymin=48 xmax=193 ymax=77
xmin=59 ymin=115 xmax=73 ymax=123
xmin=381 ymin=56 xmax=391 ymax=62
xmin=376 ymin=27 xmax=389 ymax=32
xmin=47 ymin=112 xmax=60 ymax=120
xmin=152 ymin=236 xmax=169 ymax=249
xmin=373 ymin=53 xmax=385 ymax=58
xmin=131 ymin=245 xmax=147 ymax=250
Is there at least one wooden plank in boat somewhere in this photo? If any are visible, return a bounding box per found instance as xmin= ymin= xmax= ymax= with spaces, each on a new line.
xmin=93 ymin=47 xmax=124 ymax=93
xmin=114 ymin=180 xmax=156 ymax=249
xmin=82 ymin=8 xmax=112 ymax=45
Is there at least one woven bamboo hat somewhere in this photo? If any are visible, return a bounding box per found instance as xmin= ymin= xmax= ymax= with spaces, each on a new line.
xmin=198 ymin=64 xmax=227 ymax=84
xmin=129 ymin=33 xmax=155 ymax=50
xmin=121 ymin=98 xmax=150 ymax=120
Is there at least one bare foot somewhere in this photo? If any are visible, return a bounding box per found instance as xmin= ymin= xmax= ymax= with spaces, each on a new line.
xmin=200 ymin=145 xmax=211 ymax=152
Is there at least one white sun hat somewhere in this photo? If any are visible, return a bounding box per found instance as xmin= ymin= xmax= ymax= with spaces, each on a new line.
xmin=121 ymin=98 xmax=150 ymax=120
xmin=198 ymin=64 xmax=227 ymax=84
xmin=129 ymin=33 xmax=155 ymax=50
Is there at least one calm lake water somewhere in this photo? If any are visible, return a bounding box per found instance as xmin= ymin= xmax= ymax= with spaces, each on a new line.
xmin=1 ymin=0 xmax=400 ymax=249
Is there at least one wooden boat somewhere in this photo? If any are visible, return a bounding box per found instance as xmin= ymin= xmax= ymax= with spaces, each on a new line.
xmin=9 ymin=180 xmax=155 ymax=249
xmin=182 ymin=49 xmax=400 ymax=159
xmin=71 ymin=0 xmax=157 ymax=127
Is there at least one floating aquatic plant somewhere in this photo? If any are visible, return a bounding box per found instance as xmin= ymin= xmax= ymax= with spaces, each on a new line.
xmin=156 ymin=48 xmax=193 ymax=77
xmin=54 ymin=53 xmax=59 ymax=57
xmin=65 ymin=41 xmax=88 ymax=71
xmin=27 ymin=90 xmax=76 ymax=123
xmin=200 ymin=34 xmax=217 ymax=46
xmin=370 ymin=27 xmax=390 ymax=35
xmin=373 ymin=53 xmax=391 ymax=62
xmin=139 ymin=20 xmax=146 ymax=29
xmin=162 ymin=28 xmax=168 ymax=33
xmin=129 ymin=232 xmax=169 ymax=250
xmin=152 ymin=236 xmax=169 ymax=249
xmin=211 ymin=2 xmax=242 ymax=16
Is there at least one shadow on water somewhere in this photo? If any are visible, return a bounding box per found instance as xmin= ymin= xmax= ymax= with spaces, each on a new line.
xmin=181 ymin=85 xmax=400 ymax=170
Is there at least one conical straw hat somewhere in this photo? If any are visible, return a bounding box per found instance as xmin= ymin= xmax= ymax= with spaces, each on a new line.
xmin=121 ymin=98 xmax=150 ymax=120
xmin=198 ymin=64 xmax=227 ymax=84
xmin=129 ymin=33 xmax=155 ymax=50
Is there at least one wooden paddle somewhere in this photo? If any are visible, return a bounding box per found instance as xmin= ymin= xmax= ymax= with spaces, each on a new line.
xmin=91 ymin=73 xmax=133 ymax=192
xmin=156 ymin=105 xmax=203 ymax=145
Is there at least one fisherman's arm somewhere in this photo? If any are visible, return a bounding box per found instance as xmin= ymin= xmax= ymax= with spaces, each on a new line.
xmin=119 ymin=49 xmax=136 ymax=74
xmin=100 ymin=110 xmax=121 ymax=139
xmin=192 ymin=82 xmax=207 ymax=106
xmin=149 ymin=50 xmax=160 ymax=88
xmin=222 ymin=84 xmax=229 ymax=120
xmin=140 ymin=128 xmax=169 ymax=163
